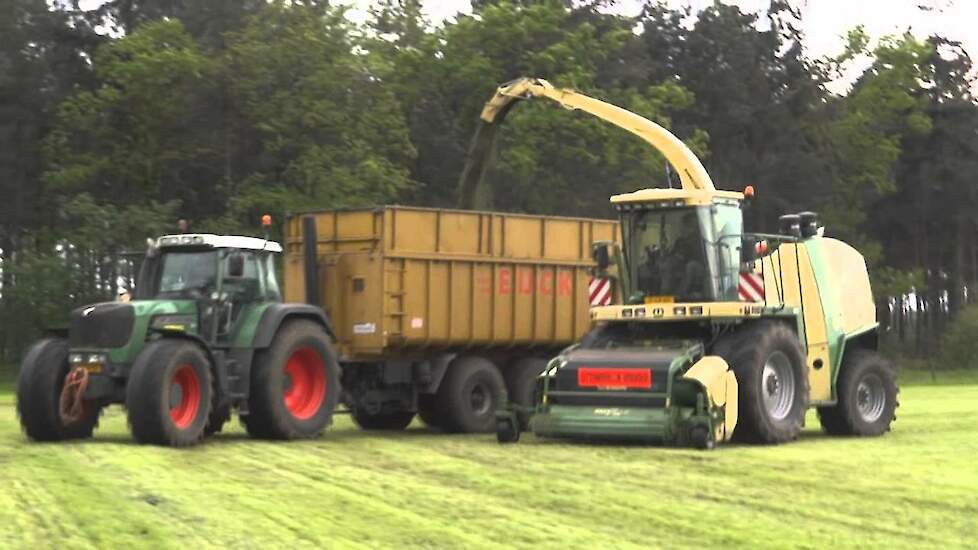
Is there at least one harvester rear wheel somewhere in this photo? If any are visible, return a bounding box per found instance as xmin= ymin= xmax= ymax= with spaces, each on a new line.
xmin=243 ymin=320 xmax=340 ymax=440
xmin=352 ymin=409 xmax=415 ymax=430
xmin=126 ymin=339 xmax=212 ymax=447
xmin=817 ymin=350 xmax=897 ymax=436
xmin=715 ymin=321 xmax=809 ymax=444
xmin=17 ymin=338 xmax=100 ymax=441
xmin=504 ymin=358 xmax=548 ymax=429
xmin=436 ymin=356 xmax=505 ymax=433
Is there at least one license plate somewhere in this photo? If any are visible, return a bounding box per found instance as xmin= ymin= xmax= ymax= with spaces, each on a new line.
xmin=645 ymin=295 xmax=674 ymax=304
xmin=81 ymin=363 xmax=102 ymax=374
xmin=578 ymin=368 xmax=652 ymax=390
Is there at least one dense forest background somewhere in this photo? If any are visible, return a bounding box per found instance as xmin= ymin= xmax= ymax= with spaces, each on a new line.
xmin=2 ymin=0 xmax=978 ymax=365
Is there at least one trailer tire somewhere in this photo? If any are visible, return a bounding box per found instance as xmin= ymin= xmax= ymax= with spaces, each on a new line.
xmin=817 ymin=350 xmax=897 ymax=436
xmin=17 ymin=338 xmax=100 ymax=441
xmin=352 ymin=410 xmax=415 ymax=430
xmin=126 ymin=339 xmax=212 ymax=447
xmin=243 ymin=320 xmax=339 ymax=440
xmin=715 ymin=320 xmax=809 ymax=444
xmin=505 ymin=358 xmax=548 ymax=429
xmin=437 ymin=356 xmax=505 ymax=433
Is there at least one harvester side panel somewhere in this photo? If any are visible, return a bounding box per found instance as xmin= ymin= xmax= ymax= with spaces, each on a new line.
xmin=284 ymin=206 xmax=620 ymax=361
xmin=761 ymin=242 xmax=832 ymax=403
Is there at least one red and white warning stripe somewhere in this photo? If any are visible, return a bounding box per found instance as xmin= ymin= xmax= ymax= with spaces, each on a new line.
xmin=589 ymin=276 xmax=613 ymax=306
xmin=738 ymin=272 xmax=765 ymax=302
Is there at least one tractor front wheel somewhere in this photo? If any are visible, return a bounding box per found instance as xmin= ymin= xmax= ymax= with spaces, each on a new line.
xmin=126 ymin=339 xmax=212 ymax=447
xmin=243 ymin=320 xmax=340 ymax=440
xmin=17 ymin=338 xmax=100 ymax=441
xmin=818 ymin=350 xmax=897 ymax=436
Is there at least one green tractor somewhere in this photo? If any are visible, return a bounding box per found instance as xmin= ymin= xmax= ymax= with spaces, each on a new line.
xmin=483 ymin=78 xmax=899 ymax=448
xmin=17 ymin=229 xmax=341 ymax=447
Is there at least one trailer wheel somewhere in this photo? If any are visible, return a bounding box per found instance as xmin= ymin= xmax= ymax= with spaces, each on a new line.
xmin=17 ymin=338 xmax=100 ymax=441
xmin=437 ymin=356 xmax=505 ymax=433
xmin=818 ymin=350 xmax=897 ymax=436
xmin=243 ymin=320 xmax=340 ymax=440
xmin=714 ymin=320 xmax=809 ymax=444
xmin=505 ymin=358 xmax=548 ymax=429
xmin=352 ymin=410 xmax=415 ymax=430
xmin=417 ymin=394 xmax=443 ymax=429
xmin=126 ymin=339 xmax=212 ymax=447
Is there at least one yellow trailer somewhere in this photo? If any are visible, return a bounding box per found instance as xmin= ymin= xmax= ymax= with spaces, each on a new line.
xmin=284 ymin=206 xmax=619 ymax=433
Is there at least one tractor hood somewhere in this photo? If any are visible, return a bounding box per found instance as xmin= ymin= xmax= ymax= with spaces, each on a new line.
xmin=70 ymin=300 xmax=198 ymax=365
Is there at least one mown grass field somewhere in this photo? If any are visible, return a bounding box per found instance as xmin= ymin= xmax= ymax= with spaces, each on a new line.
xmin=0 ymin=369 xmax=975 ymax=549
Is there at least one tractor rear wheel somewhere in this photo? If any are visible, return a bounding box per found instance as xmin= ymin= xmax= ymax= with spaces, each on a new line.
xmin=817 ymin=350 xmax=897 ymax=436
xmin=352 ymin=409 xmax=415 ymax=430
xmin=436 ymin=356 xmax=505 ymax=433
xmin=126 ymin=339 xmax=212 ymax=447
xmin=243 ymin=320 xmax=340 ymax=440
xmin=17 ymin=338 xmax=100 ymax=441
xmin=504 ymin=358 xmax=548 ymax=429
xmin=715 ymin=320 xmax=809 ymax=444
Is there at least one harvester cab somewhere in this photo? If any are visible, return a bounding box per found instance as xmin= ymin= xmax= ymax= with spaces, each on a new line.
xmin=484 ymin=78 xmax=898 ymax=448
xmin=18 ymin=222 xmax=341 ymax=447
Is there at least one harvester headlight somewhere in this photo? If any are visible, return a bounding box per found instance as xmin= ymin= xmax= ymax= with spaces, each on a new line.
xmin=70 ymin=354 xmax=84 ymax=364
xmin=151 ymin=314 xmax=195 ymax=331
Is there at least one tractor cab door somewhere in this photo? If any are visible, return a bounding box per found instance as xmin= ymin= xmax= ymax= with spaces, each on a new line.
xmin=214 ymin=249 xmax=268 ymax=343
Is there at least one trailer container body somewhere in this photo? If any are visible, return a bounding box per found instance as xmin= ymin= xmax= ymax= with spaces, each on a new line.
xmin=283 ymin=206 xmax=620 ymax=433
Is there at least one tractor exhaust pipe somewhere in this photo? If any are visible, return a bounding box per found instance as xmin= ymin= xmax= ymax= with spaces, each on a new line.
xmin=302 ymin=215 xmax=319 ymax=305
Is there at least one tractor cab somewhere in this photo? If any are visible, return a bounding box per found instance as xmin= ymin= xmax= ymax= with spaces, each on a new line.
xmin=135 ymin=234 xmax=284 ymax=342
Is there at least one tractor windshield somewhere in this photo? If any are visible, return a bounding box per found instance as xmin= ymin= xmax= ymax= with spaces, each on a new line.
xmin=154 ymin=250 xmax=219 ymax=299
xmin=624 ymin=207 xmax=712 ymax=302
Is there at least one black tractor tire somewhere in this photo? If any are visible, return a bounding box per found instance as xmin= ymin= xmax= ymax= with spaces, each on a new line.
xmin=504 ymin=357 xmax=548 ymax=429
xmin=817 ymin=349 xmax=898 ymax=436
xmin=714 ymin=320 xmax=809 ymax=444
xmin=17 ymin=338 xmax=100 ymax=441
xmin=436 ymin=356 xmax=506 ymax=433
xmin=417 ymin=394 xmax=442 ymax=429
xmin=242 ymin=320 xmax=340 ymax=440
xmin=352 ymin=409 xmax=415 ymax=430
xmin=126 ymin=339 xmax=212 ymax=447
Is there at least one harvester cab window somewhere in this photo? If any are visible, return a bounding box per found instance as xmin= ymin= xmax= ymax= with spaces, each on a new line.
xmin=629 ymin=208 xmax=710 ymax=301
xmin=709 ymin=203 xmax=744 ymax=301
xmin=155 ymin=250 xmax=219 ymax=299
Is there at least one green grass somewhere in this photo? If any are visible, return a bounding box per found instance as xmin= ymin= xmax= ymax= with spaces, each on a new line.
xmin=1 ymin=379 xmax=976 ymax=549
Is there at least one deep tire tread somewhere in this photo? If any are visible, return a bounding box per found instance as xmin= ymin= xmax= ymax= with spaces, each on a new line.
xmin=817 ymin=349 xmax=897 ymax=436
xmin=17 ymin=338 xmax=100 ymax=441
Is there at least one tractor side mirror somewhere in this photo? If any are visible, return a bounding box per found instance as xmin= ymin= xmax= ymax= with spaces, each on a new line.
xmin=228 ymin=252 xmax=245 ymax=278
xmin=592 ymin=242 xmax=610 ymax=270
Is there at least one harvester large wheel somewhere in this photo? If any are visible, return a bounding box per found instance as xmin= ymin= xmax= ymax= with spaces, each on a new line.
xmin=17 ymin=338 xmax=100 ymax=441
xmin=436 ymin=356 xmax=505 ymax=433
xmin=352 ymin=409 xmax=415 ymax=430
xmin=417 ymin=394 xmax=442 ymax=429
xmin=243 ymin=320 xmax=340 ymax=440
xmin=126 ymin=339 xmax=212 ymax=447
xmin=817 ymin=350 xmax=897 ymax=436
xmin=715 ymin=321 xmax=809 ymax=444
xmin=504 ymin=358 xmax=548 ymax=429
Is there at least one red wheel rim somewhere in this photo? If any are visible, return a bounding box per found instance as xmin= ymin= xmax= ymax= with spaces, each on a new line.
xmin=283 ymin=347 xmax=327 ymax=420
xmin=169 ymin=364 xmax=201 ymax=429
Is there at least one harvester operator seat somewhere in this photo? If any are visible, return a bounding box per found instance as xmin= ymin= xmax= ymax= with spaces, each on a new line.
xmin=638 ymin=211 xmax=706 ymax=301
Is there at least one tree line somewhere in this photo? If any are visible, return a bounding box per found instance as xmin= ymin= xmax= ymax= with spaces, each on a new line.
xmin=2 ymin=0 xmax=977 ymax=360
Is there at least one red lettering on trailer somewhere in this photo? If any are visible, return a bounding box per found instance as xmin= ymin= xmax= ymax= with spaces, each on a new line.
xmin=539 ymin=271 xmax=553 ymax=295
xmin=557 ymin=272 xmax=573 ymax=297
xmin=517 ymin=268 xmax=534 ymax=295
xmin=477 ymin=274 xmax=492 ymax=295
xmin=499 ymin=268 xmax=512 ymax=295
